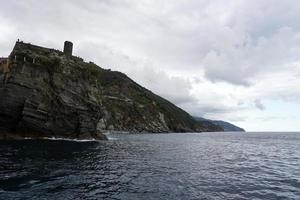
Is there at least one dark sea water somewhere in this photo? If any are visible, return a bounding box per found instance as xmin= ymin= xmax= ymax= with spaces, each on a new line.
xmin=0 ymin=132 xmax=299 ymax=200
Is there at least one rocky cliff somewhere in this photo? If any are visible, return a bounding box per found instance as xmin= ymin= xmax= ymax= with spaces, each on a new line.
xmin=0 ymin=41 xmax=223 ymax=140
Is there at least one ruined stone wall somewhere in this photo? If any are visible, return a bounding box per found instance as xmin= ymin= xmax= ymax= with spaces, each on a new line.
xmin=0 ymin=58 xmax=9 ymax=73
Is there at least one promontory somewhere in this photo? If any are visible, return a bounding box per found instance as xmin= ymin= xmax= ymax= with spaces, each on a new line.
xmin=0 ymin=41 xmax=222 ymax=140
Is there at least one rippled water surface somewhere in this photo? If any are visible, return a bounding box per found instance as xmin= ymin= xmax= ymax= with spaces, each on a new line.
xmin=0 ymin=132 xmax=299 ymax=200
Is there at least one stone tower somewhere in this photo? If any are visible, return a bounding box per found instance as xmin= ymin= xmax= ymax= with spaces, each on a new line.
xmin=63 ymin=41 xmax=73 ymax=57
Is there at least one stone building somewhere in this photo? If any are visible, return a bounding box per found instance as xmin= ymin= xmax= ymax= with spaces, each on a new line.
xmin=63 ymin=41 xmax=73 ymax=57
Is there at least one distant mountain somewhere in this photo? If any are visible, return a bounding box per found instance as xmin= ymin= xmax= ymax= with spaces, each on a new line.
xmin=194 ymin=117 xmax=245 ymax=132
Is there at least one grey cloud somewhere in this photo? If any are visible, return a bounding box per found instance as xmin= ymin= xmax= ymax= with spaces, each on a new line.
xmin=2 ymin=0 xmax=300 ymax=86
xmin=181 ymin=103 xmax=245 ymax=118
xmin=127 ymin=67 xmax=198 ymax=106
xmin=254 ymin=99 xmax=265 ymax=110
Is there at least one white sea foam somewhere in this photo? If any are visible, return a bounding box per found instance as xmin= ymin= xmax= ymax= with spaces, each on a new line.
xmin=22 ymin=137 xmax=99 ymax=142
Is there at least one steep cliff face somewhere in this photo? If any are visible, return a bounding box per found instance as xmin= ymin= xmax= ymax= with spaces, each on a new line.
xmin=0 ymin=41 xmax=222 ymax=140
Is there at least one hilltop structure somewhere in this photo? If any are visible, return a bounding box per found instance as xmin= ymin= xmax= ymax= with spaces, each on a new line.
xmin=0 ymin=40 xmax=77 ymax=83
xmin=1 ymin=40 xmax=79 ymax=74
xmin=63 ymin=41 xmax=73 ymax=57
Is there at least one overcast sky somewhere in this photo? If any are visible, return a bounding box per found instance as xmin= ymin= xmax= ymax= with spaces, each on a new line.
xmin=1 ymin=0 xmax=300 ymax=131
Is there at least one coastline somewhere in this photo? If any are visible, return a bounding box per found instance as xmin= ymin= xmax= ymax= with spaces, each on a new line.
xmin=0 ymin=132 xmax=107 ymax=141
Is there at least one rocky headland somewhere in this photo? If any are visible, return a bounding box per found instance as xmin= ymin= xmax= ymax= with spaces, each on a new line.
xmin=0 ymin=41 xmax=223 ymax=140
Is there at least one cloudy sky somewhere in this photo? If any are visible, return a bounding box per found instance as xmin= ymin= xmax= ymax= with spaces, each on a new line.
xmin=1 ymin=0 xmax=300 ymax=131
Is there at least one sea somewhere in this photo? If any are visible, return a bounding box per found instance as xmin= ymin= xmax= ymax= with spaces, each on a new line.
xmin=0 ymin=132 xmax=299 ymax=200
